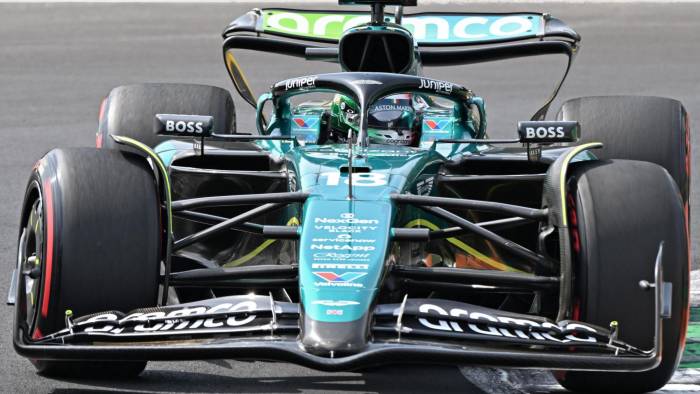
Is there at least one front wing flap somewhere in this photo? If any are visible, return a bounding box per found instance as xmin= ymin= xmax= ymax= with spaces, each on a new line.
xmin=16 ymin=258 xmax=665 ymax=372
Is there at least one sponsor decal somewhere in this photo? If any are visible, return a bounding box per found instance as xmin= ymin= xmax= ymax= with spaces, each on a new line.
xmin=262 ymin=10 xmax=541 ymax=44
xmin=424 ymin=119 xmax=449 ymax=131
xmin=417 ymin=303 xmax=598 ymax=343
xmin=312 ymin=252 xmax=371 ymax=262
xmin=168 ymin=121 xmax=204 ymax=133
xmin=517 ymin=121 xmax=579 ymax=143
xmin=313 ymin=271 xmax=367 ymax=288
xmin=380 ymin=138 xmax=412 ymax=146
xmin=312 ymin=263 xmax=369 ymax=270
xmin=525 ymin=126 xmax=564 ymax=139
xmin=154 ymin=114 xmax=214 ymax=137
xmin=292 ymin=117 xmax=319 ymax=129
xmin=416 ymin=177 xmax=435 ymax=196
xmin=419 ymin=78 xmax=454 ymax=94
xmin=315 ymin=215 xmax=379 ymax=225
xmin=310 ymin=244 xmax=375 ymax=251
xmin=312 ymin=300 xmax=361 ymax=307
xmin=290 ymin=116 xmax=321 ymax=144
xmin=284 ymin=76 xmax=317 ymax=90
xmin=79 ymin=301 xmax=259 ymax=335
xmin=312 ymin=235 xmax=375 ymax=243
xmin=353 ymin=79 xmax=383 ymax=85
xmin=370 ymin=104 xmax=412 ymax=114
xmin=326 ymin=309 xmax=344 ymax=316
xmin=314 ymin=225 xmax=378 ymax=233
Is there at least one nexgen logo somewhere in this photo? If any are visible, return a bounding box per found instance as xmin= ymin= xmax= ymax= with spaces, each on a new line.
xmin=263 ymin=11 xmax=540 ymax=44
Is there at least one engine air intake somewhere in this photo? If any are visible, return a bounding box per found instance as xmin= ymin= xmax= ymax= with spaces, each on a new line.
xmin=339 ymin=29 xmax=414 ymax=74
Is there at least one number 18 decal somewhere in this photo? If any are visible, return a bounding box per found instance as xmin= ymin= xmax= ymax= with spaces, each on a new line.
xmin=320 ymin=172 xmax=387 ymax=187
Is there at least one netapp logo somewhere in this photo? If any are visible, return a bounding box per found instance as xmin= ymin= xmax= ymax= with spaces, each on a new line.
xmin=310 ymin=244 xmax=375 ymax=251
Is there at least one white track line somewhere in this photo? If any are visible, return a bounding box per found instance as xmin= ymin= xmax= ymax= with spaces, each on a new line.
xmin=459 ymin=367 xmax=700 ymax=393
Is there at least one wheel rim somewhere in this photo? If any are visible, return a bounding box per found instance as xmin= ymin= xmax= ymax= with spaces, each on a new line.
xmin=18 ymin=186 xmax=43 ymax=334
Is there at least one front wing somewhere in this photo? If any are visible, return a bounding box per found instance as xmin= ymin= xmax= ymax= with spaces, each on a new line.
xmin=15 ymin=254 xmax=666 ymax=373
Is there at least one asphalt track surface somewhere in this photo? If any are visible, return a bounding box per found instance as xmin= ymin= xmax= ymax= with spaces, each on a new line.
xmin=1 ymin=2 xmax=700 ymax=393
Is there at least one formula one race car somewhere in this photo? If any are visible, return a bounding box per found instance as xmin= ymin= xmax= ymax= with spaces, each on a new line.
xmin=9 ymin=1 xmax=691 ymax=392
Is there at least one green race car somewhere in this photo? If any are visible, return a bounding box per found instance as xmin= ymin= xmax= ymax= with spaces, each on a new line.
xmin=9 ymin=1 xmax=691 ymax=392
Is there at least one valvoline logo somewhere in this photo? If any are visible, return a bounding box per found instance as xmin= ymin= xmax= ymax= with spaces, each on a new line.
xmin=313 ymin=272 xmax=367 ymax=283
xmin=293 ymin=117 xmax=319 ymax=129
xmin=424 ymin=119 xmax=449 ymax=131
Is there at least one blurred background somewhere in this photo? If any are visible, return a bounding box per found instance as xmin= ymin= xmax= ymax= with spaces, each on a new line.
xmin=1 ymin=1 xmax=699 ymax=392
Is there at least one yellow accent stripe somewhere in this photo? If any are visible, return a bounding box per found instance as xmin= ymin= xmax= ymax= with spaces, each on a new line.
xmin=111 ymin=135 xmax=173 ymax=235
xmin=223 ymin=217 xmax=300 ymax=268
xmin=224 ymin=239 xmax=277 ymax=268
xmin=226 ymin=51 xmax=254 ymax=102
xmin=558 ymin=142 xmax=603 ymax=226
xmin=404 ymin=219 xmax=522 ymax=273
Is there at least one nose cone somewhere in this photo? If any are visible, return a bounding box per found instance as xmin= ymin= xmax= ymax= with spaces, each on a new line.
xmin=300 ymin=313 xmax=370 ymax=356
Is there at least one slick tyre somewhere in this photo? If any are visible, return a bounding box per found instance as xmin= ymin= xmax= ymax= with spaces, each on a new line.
xmin=555 ymin=160 xmax=689 ymax=393
xmin=97 ymin=83 xmax=236 ymax=149
xmin=15 ymin=148 xmax=161 ymax=377
xmin=557 ymin=96 xmax=690 ymax=214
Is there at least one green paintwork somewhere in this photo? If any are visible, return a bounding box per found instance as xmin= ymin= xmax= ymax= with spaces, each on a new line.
xmin=289 ymin=144 xmax=443 ymax=322
xmin=151 ymin=14 xmax=600 ymax=328
xmin=261 ymin=9 xmax=543 ymax=45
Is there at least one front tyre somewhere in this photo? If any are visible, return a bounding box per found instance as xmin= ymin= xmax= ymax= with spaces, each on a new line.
xmin=15 ymin=148 xmax=161 ymax=377
xmin=557 ymin=96 xmax=690 ymax=214
xmin=555 ymin=160 xmax=689 ymax=393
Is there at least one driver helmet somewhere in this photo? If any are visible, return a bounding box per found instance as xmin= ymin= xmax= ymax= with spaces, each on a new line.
xmin=330 ymin=93 xmax=419 ymax=146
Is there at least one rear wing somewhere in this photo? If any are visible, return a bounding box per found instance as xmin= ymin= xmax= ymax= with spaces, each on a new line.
xmin=223 ymin=9 xmax=579 ymax=46
xmin=222 ymin=9 xmax=580 ymax=120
